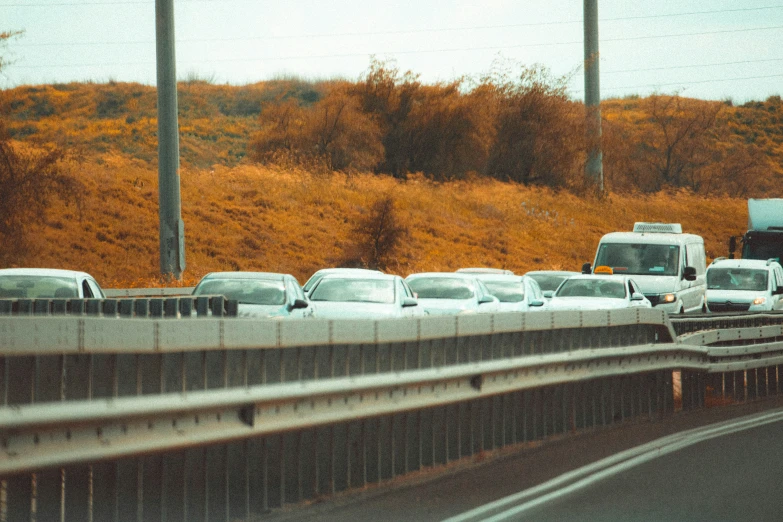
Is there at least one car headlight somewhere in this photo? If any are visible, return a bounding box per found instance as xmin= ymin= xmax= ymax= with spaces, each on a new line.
xmin=662 ymin=294 xmax=676 ymax=303
xmin=753 ymin=297 xmax=767 ymax=306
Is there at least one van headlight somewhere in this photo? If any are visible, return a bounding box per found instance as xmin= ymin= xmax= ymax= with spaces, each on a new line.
xmin=753 ymin=297 xmax=767 ymax=306
xmin=662 ymin=294 xmax=676 ymax=303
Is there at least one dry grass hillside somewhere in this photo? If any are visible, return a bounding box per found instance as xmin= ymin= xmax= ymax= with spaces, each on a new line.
xmin=23 ymin=158 xmax=747 ymax=288
xmin=0 ymin=79 xmax=769 ymax=288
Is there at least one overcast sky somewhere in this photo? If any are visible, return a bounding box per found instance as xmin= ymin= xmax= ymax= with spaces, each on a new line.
xmin=3 ymin=0 xmax=783 ymax=102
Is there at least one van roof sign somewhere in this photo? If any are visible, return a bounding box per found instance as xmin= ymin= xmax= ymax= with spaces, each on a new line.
xmin=632 ymin=222 xmax=683 ymax=234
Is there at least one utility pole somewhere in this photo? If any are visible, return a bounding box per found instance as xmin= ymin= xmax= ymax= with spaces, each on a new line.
xmin=155 ymin=0 xmax=185 ymax=279
xmin=584 ymin=0 xmax=604 ymax=192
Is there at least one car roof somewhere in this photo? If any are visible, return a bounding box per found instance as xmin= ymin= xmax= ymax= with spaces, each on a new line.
xmin=407 ymin=272 xmax=483 ymax=280
xmin=598 ymin=231 xmax=703 ymax=244
xmin=312 ymin=268 xmax=383 ymax=275
xmin=198 ymin=271 xmax=291 ymax=282
xmin=469 ymin=274 xmax=525 ymax=282
xmin=318 ymin=272 xmax=397 ymax=281
xmin=708 ymin=258 xmax=780 ymax=270
xmin=456 ymin=268 xmax=515 ymax=275
xmin=0 ymin=268 xmax=97 ymax=279
xmin=561 ymin=274 xmax=632 ymax=283
xmin=525 ymin=270 xmax=580 ymax=276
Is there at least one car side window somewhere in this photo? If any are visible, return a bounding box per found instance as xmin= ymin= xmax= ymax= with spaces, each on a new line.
xmin=82 ymin=280 xmax=94 ymax=298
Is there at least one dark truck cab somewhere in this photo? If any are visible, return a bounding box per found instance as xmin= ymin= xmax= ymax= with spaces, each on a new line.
xmin=729 ymin=199 xmax=783 ymax=263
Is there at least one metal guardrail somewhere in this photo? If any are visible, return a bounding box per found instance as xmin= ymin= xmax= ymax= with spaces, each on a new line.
xmin=669 ymin=310 xmax=783 ymax=336
xmin=0 ymin=295 xmax=237 ymax=319
xmin=0 ymin=308 xmax=781 ymax=521
xmin=104 ymin=287 xmax=195 ymax=298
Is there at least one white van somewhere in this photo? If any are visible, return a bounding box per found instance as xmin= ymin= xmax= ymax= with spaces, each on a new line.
xmin=583 ymin=223 xmax=707 ymax=314
xmin=705 ymin=258 xmax=783 ymax=312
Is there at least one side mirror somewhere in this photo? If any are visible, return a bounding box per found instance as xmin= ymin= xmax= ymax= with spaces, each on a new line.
xmin=630 ymin=293 xmax=645 ymax=301
xmin=290 ymin=299 xmax=309 ymax=310
xmin=581 ymin=262 xmax=592 ymax=275
xmin=683 ymin=266 xmax=697 ymax=281
xmin=529 ymin=299 xmax=545 ymax=307
xmin=402 ymin=297 xmax=418 ymax=307
xmin=774 ymin=286 xmax=783 ymax=296
xmin=543 ymin=290 xmax=554 ymax=299
xmin=479 ymin=295 xmax=496 ymax=305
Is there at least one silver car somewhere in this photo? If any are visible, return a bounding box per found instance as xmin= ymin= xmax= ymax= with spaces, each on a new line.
xmin=192 ymin=272 xmax=311 ymax=319
xmin=470 ymin=273 xmax=547 ymax=312
xmin=0 ymin=268 xmax=105 ymax=299
xmin=524 ymin=270 xmax=581 ymax=298
xmin=302 ymin=268 xmax=383 ymax=296
xmin=307 ymin=273 xmax=424 ymax=319
xmin=405 ymin=272 xmax=500 ymax=315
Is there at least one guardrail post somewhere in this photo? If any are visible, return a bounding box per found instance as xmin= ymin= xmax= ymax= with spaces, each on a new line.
xmin=33 ymin=299 xmax=49 ymax=315
xmin=180 ymin=297 xmax=193 ymax=318
xmin=758 ymin=367 xmax=769 ymax=398
xmin=85 ymin=299 xmax=102 ymax=316
xmin=747 ymin=369 xmax=758 ymax=400
xmin=770 ymin=366 xmax=779 ymax=395
xmin=150 ymin=298 xmax=164 ymax=318
xmin=164 ymin=298 xmax=179 ymax=318
xmin=17 ymin=299 xmax=33 ymax=315
xmin=103 ymin=299 xmax=119 ymax=318
xmin=52 ymin=298 xmax=68 ymax=315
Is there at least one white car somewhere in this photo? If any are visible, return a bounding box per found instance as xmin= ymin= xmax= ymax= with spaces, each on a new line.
xmin=470 ymin=273 xmax=547 ymax=312
xmin=547 ymin=274 xmax=651 ymax=311
xmin=302 ymin=268 xmax=383 ymax=296
xmin=192 ymin=272 xmax=312 ymax=319
xmin=705 ymin=258 xmax=783 ymax=313
xmin=405 ymin=272 xmax=500 ymax=315
xmin=0 ymin=268 xmax=105 ymax=299
xmin=307 ymin=273 xmax=424 ymax=319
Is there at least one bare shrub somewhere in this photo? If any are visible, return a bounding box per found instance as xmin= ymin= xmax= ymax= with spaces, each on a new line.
xmin=0 ymin=123 xmax=84 ymax=264
xmin=345 ymin=195 xmax=407 ymax=270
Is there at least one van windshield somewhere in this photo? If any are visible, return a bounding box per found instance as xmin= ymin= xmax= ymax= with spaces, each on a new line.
xmin=595 ymin=244 xmax=680 ymax=277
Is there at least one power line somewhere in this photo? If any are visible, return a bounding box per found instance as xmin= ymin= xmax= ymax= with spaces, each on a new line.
xmin=13 ymin=23 xmax=783 ymax=53
xmin=603 ymin=58 xmax=783 ymax=75
xmin=9 ymin=4 xmax=783 ymax=47
xmin=572 ymin=73 xmax=783 ymax=94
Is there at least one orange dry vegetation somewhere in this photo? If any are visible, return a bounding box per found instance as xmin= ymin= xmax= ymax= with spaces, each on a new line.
xmin=26 ymin=158 xmax=747 ymax=288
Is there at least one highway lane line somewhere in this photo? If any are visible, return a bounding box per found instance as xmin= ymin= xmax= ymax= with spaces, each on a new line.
xmin=444 ymin=407 xmax=783 ymax=522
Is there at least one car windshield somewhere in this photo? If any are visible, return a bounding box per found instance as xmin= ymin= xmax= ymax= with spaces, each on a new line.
xmin=193 ymin=279 xmax=286 ymax=305
xmin=407 ymin=278 xmax=475 ymax=299
xmin=528 ymin=274 xmax=570 ymax=292
xmin=309 ymin=279 xmax=395 ymax=304
xmin=556 ymin=279 xmax=627 ymax=299
xmin=482 ymin=281 xmax=525 ymax=303
xmin=595 ymin=243 xmax=680 ymax=276
xmin=0 ymin=275 xmax=79 ymax=299
xmin=707 ymin=268 xmax=768 ymax=291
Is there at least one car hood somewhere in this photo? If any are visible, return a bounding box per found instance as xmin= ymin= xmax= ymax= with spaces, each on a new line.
xmin=310 ymin=302 xmax=401 ymax=319
xmin=628 ymin=275 xmax=680 ymax=295
xmin=705 ymin=290 xmax=765 ymax=303
xmin=416 ymin=298 xmax=477 ymax=315
xmin=237 ymin=304 xmax=291 ymax=318
xmin=547 ymin=297 xmax=630 ymax=311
